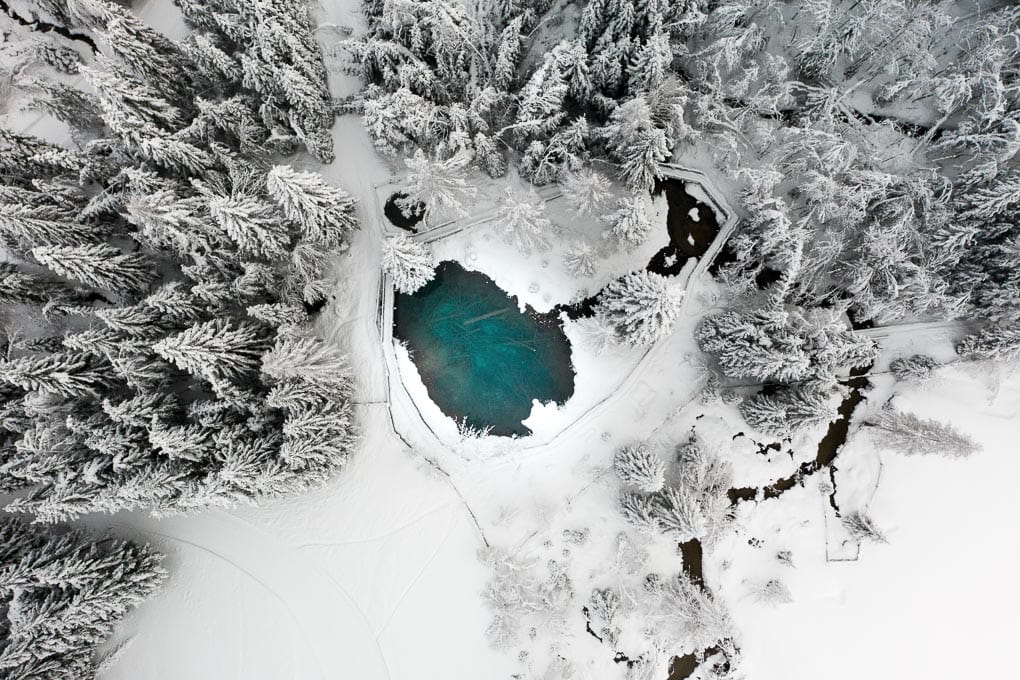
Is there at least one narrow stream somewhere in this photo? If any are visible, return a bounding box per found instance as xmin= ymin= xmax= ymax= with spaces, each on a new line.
xmin=727 ymin=365 xmax=873 ymax=504
xmin=0 ymin=0 xmax=98 ymax=51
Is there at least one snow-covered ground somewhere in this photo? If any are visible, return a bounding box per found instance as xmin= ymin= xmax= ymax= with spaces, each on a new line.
xmin=721 ymin=365 xmax=1020 ymax=680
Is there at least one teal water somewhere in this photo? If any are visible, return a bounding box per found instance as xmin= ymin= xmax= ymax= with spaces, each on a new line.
xmin=393 ymin=261 xmax=575 ymax=437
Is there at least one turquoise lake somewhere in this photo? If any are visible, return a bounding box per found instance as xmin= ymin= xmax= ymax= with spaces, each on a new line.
xmin=393 ymin=261 xmax=575 ymax=437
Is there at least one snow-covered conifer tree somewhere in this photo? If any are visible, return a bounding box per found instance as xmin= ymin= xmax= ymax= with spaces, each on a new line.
xmin=262 ymin=334 xmax=350 ymax=389
xmin=607 ymin=98 xmax=671 ymax=192
xmin=207 ymin=193 xmax=290 ymax=259
xmin=154 ymin=319 xmax=271 ymax=384
xmin=596 ymin=270 xmax=683 ymax=347
xmin=494 ymin=187 xmax=553 ymax=254
xmin=32 ymin=244 xmax=154 ymax=294
xmin=0 ymin=517 xmax=165 ymax=679
xmin=561 ymin=168 xmax=611 ymax=216
xmin=956 ymin=324 xmax=1020 ymax=363
xmin=381 ymin=233 xmax=437 ymax=294
xmin=0 ymin=352 xmax=112 ymax=397
xmin=619 ymin=490 xmax=662 ymax=534
xmin=889 ymin=354 xmax=941 ymax=382
xmin=400 ymin=149 xmax=477 ymax=220
xmin=696 ymin=308 xmax=877 ymax=383
xmin=0 ymin=199 xmax=91 ymax=248
xmin=605 ymin=196 xmax=652 ymax=250
xmin=752 ymin=579 xmax=793 ymax=605
xmin=613 ymin=443 xmax=666 ymax=492
xmin=739 ymin=384 xmax=841 ymax=436
xmin=869 ymin=408 xmax=980 ymax=458
xmin=563 ymin=241 xmax=598 ymax=277
xmin=266 ymin=165 xmax=358 ymax=248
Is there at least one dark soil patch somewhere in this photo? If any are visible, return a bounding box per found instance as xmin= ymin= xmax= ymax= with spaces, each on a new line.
xmin=384 ymin=192 xmax=424 ymax=231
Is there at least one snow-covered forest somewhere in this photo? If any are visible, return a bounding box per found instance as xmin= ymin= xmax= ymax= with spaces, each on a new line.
xmin=0 ymin=0 xmax=1018 ymax=678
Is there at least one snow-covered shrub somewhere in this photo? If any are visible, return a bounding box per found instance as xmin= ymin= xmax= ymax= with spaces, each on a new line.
xmin=479 ymin=547 xmax=574 ymax=649
xmin=596 ymin=270 xmax=684 ymax=347
xmin=956 ymin=324 xmax=1020 ymax=363
xmin=494 ymin=187 xmax=553 ymax=254
xmin=869 ymin=408 xmax=980 ymax=458
xmin=613 ymin=443 xmax=666 ymax=492
xmin=381 ymin=233 xmax=438 ymax=294
xmin=574 ymin=315 xmax=618 ymax=355
xmin=587 ymin=588 xmax=622 ymax=645
xmin=605 ymin=196 xmax=653 ymax=250
xmin=889 ymin=354 xmax=941 ymax=382
xmin=563 ymin=241 xmax=599 ymax=277
xmin=841 ymin=511 xmax=888 ymax=544
xmin=751 ymin=578 xmax=793 ymax=605
xmin=641 ymin=573 xmax=734 ymax=652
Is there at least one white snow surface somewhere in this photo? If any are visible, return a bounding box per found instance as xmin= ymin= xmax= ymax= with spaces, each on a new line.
xmin=10 ymin=1 xmax=1011 ymax=678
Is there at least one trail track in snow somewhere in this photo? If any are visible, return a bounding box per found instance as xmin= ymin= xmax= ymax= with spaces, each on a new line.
xmin=116 ymin=510 xmax=395 ymax=680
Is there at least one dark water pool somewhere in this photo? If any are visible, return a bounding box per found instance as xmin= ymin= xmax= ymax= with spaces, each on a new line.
xmin=393 ymin=261 xmax=575 ymax=437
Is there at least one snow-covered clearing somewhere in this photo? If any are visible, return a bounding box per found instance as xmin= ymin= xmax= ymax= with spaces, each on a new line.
xmin=722 ymin=366 xmax=1020 ymax=680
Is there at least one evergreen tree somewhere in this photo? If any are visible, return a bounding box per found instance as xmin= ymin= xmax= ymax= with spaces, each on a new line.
xmin=841 ymin=511 xmax=888 ymax=544
xmin=696 ymin=307 xmax=876 ymax=383
xmin=207 ymin=193 xmax=291 ymax=259
xmin=400 ymin=149 xmax=477 ymax=220
xmin=0 ymin=517 xmax=165 ymax=680
xmin=153 ymin=319 xmax=272 ymax=384
xmin=494 ymin=187 xmax=553 ymax=254
xmin=596 ymin=270 xmax=683 ymax=347
xmin=563 ymin=241 xmax=599 ymax=278
xmin=560 ymin=168 xmax=611 ymax=217
xmin=606 ymin=98 xmax=671 ymax=192
xmin=869 ymin=408 xmax=980 ymax=458
xmin=956 ymin=324 xmax=1020 ymax=363
xmin=381 ymin=233 xmax=438 ymax=294
xmin=889 ymin=354 xmax=941 ymax=382
xmin=266 ymin=165 xmax=358 ymax=248
xmin=739 ymin=383 xmax=841 ymax=436
xmin=613 ymin=443 xmax=666 ymax=493
xmin=0 ymin=200 xmax=92 ymax=249
xmin=0 ymin=352 xmax=113 ymax=397
xmin=32 ymin=244 xmax=155 ymax=294
xmin=605 ymin=196 xmax=652 ymax=250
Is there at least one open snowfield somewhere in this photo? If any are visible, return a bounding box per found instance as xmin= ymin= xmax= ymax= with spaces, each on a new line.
xmin=3 ymin=0 xmax=1013 ymax=677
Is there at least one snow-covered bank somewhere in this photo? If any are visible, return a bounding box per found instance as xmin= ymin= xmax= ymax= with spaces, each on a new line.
xmin=721 ymin=366 xmax=1020 ymax=680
